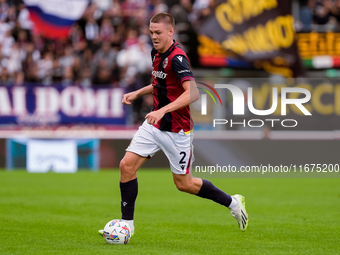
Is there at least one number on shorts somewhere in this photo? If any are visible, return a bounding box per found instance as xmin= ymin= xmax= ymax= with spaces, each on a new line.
xmin=179 ymin=152 xmax=186 ymax=164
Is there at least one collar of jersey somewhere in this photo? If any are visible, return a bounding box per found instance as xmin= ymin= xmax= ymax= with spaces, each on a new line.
xmin=158 ymin=40 xmax=178 ymax=58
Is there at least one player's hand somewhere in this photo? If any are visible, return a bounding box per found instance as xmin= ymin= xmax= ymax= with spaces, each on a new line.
xmin=145 ymin=109 xmax=165 ymax=125
xmin=122 ymin=92 xmax=138 ymax=105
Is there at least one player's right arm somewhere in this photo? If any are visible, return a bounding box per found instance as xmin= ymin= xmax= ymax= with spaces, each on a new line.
xmin=122 ymin=84 xmax=153 ymax=105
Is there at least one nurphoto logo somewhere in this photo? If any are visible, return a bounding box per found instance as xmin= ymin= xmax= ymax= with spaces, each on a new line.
xmin=197 ymin=82 xmax=312 ymax=128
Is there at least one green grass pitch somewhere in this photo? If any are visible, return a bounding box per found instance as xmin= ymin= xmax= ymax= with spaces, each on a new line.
xmin=0 ymin=170 xmax=339 ymax=255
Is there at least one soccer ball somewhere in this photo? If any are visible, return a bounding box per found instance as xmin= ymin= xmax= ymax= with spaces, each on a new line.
xmin=103 ymin=220 xmax=131 ymax=245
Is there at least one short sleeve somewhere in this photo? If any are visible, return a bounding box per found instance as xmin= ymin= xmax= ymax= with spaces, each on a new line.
xmin=171 ymin=54 xmax=195 ymax=84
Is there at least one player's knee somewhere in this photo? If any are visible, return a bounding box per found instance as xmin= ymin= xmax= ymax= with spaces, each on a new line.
xmin=119 ymin=158 xmax=135 ymax=175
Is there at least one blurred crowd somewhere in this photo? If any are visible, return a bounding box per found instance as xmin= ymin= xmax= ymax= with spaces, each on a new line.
xmin=299 ymin=0 xmax=340 ymax=30
xmin=1 ymin=0 xmax=338 ymax=122
xmin=0 ymin=0 xmax=166 ymax=88
xmin=0 ymin=0 xmax=212 ymax=123
xmin=1 ymin=0 xmax=340 ymax=88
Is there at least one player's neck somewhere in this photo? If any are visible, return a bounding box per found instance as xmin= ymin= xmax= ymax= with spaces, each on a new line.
xmin=159 ymin=39 xmax=174 ymax=54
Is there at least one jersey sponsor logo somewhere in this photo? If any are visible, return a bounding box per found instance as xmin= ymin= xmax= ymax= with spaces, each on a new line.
xmin=163 ymin=57 xmax=168 ymax=68
xmin=177 ymin=56 xmax=183 ymax=62
xmin=177 ymin=69 xmax=191 ymax=73
xmin=152 ymin=68 xmax=168 ymax=79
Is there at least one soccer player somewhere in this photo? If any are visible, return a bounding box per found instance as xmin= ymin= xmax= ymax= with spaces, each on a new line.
xmin=99 ymin=12 xmax=248 ymax=236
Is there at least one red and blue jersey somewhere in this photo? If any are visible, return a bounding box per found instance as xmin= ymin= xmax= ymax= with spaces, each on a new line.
xmin=151 ymin=41 xmax=195 ymax=133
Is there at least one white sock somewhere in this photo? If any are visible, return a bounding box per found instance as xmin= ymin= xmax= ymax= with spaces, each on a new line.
xmin=124 ymin=220 xmax=134 ymax=232
xmin=228 ymin=197 xmax=238 ymax=210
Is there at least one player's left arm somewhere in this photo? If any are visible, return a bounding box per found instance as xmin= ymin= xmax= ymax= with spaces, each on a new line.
xmin=145 ymin=80 xmax=199 ymax=125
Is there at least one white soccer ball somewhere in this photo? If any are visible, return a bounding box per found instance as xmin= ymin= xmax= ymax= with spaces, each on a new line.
xmin=103 ymin=220 xmax=131 ymax=245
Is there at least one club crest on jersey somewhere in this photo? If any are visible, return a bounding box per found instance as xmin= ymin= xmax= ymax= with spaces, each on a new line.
xmin=152 ymin=68 xmax=167 ymax=79
xmin=163 ymin=58 xmax=168 ymax=68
